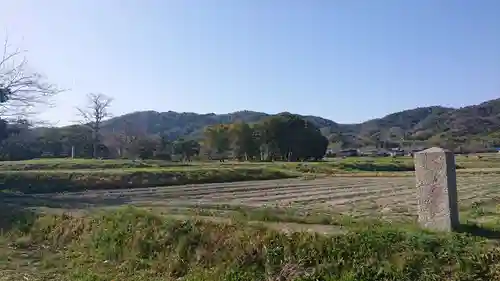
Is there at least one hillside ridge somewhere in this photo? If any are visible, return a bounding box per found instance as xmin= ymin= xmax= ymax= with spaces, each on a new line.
xmin=101 ymin=98 xmax=500 ymax=148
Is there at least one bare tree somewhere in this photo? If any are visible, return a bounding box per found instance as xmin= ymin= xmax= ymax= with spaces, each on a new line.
xmin=76 ymin=93 xmax=113 ymax=158
xmin=109 ymin=119 xmax=147 ymax=158
xmin=0 ymin=37 xmax=61 ymax=120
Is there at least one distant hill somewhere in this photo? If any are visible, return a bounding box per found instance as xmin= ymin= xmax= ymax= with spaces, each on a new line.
xmin=102 ymin=110 xmax=271 ymax=140
xmin=102 ymin=110 xmax=341 ymax=140
xmin=100 ymin=98 xmax=500 ymax=149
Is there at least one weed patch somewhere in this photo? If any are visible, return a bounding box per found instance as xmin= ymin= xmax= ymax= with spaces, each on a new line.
xmin=4 ymin=207 xmax=500 ymax=280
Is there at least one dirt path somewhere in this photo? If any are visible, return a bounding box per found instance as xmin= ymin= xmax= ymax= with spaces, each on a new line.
xmin=166 ymin=214 xmax=345 ymax=234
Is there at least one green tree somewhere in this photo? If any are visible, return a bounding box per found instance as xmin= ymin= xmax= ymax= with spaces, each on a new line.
xmin=228 ymin=122 xmax=259 ymax=160
xmin=37 ymin=127 xmax=65 ymax=157
xmin=0 ymin=88 xmax=10 ymax=142
xmin=0 ymin=118 xmax=7 ymax=143
xmin=254 ymin=116 xmax=283 ymax=160
xmin=154 ymin=135 xmax=173 ymax=160
xmin=60 ymin=125 xmax=94 ymax=158
xmin=203 ymin=124 xmax=231 ymax=155
xmin=136 ymin=137 xmax=159 ymax=159
xmin=0 ymin=120 xmax=41 ymax=160
xmin=256 ymin=114 xmax=328 ymax=161
xmin=309 ymin=132 xmax=329 ymax=160
xmin=173 ymin=138 xmax=200 ymax=161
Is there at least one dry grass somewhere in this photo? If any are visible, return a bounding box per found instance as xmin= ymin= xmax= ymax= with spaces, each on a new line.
xmin=8 ymin=175 xmax=498 ymax=222
xmin=2 ymin=207 xmax=500 ymax=281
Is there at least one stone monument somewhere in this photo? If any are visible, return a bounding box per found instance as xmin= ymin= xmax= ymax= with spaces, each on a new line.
xmin=414 ymin=147 xmax=459 ymax=231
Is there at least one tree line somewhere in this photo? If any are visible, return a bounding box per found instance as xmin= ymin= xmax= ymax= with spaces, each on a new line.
xmin=0 ymin=108 xmax=328 ymax=162
xmin=0 ymin=121 xmax=202 ymax=161
xmin=202 ymin=114 xmax=328 ymax=161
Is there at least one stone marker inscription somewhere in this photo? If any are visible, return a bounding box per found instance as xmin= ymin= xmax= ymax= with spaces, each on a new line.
xmin=414 ymin=147 xmax=459 ymax=231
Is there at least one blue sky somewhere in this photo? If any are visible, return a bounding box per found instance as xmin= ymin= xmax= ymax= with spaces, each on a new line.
xmin=1 ymin=0 xmax=499 ymax=126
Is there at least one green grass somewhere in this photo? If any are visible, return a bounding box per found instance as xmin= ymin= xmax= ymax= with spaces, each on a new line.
xmin=161 ymin=203 xmax=393 ymax=223
xmin=3 ymin=207 xmax=500 ymax=281
xmin=0 ymin=158 xmax=193 ymax=171
xmin=3 ymin=154 xmax=500 ymax=173
xmin=165 ymin=203 xmax=500 ymax=234
xmin=0 ymin=167 xmax=296 ymax=193
xmin=456 ymin=153 xmax=500 ymax=169
xmin=0 ymin=157 xmax=418 ymax=172
xmin=291 ymin=160 xmax=415 ymax=173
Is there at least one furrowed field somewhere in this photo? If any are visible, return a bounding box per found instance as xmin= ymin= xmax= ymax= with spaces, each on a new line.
xmin=3 ymin=154 xmax=500 ymax=280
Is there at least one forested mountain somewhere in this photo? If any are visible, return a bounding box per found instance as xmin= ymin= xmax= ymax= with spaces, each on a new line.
xmin=102 ymin=110 xmax=341 ymax=140
xmin=100 ymin=98 xmax=500 ymax=150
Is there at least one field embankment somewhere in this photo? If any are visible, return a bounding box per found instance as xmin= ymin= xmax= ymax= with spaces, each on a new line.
xmin=0 ymin=167 xmax=295 ymax=193
xmin=0 ymin=158 xmax=415 ymax=194
xmin=2 ymin=154 xmax=500 ymax=194
xmin=1 ymin=207 xmax=500 ymax=281
xmin=0 ymin=157 xmax=417 ymax=173
xmin=0 ymin=158 xmax=194 ymax=171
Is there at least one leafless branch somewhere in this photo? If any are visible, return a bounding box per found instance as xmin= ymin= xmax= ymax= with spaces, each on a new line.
xmin=76 ymin=93 xmax=113 ymax=127
xmin=0 ymin=37 xmax=63 ymax=119
xmin=76 ymin=93 xmax=113 ymax=157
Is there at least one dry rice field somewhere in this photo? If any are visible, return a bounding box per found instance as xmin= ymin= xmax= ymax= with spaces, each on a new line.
xmin=5 ymin=175 xmax=500 ymax=220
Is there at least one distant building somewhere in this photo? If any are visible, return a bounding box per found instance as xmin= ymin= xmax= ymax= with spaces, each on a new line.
xmin=171 ymin=154 xmax=184 ymax=161
xmin=377 ymin=150 xmax=390 ymax=157
xmin=360 ymin=149 xmax=379 ymax=157
xmin=337 ymin=149 xmax=359 ymax=157
xmin=407 ymin=148 xmax=426 ymax=157
xmin=325 ymin=148 xmax=336 ymax=155
xmin=41 ymin=152 xmax=54 ymax=158
xmin=388 ymin=148 xmax=405 ymax=157
xmin=207 ymin=151 xmax=232 ymax=161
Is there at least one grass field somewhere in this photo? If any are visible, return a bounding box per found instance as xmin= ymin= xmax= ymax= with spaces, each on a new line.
xmin=3 ymin=152 xmax=500 ymax=171
xmin=5 ymin=175 xmax=500 ymax=224
xmin=3 ymin=155 xmax=500 ymax=280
